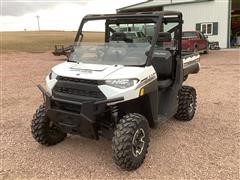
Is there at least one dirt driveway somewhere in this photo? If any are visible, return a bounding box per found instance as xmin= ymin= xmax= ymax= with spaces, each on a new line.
xmin=1 ymin=50 xmax=239 ymax=179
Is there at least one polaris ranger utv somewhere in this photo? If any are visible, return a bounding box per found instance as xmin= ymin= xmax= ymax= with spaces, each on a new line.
xmin=31 ymin=11 xmax=200 ymax=171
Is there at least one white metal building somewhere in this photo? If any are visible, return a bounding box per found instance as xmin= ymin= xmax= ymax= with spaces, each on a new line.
xmin=117 ymin=0 xmax=240 ymax=48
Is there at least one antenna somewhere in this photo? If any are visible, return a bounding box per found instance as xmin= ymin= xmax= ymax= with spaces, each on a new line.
xmin=36 ymin=15 xmax=40 ymax=31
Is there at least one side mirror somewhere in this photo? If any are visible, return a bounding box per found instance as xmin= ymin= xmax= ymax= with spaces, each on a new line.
xmin=157 ymin=32 xmax=171 ymax=42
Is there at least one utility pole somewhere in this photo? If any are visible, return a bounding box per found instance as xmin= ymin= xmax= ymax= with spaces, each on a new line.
xmin=36 ymin=15 xmax=40 ymax=31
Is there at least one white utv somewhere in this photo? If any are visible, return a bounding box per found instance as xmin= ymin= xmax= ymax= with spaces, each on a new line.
xmin=32 ymin=11 xmax=200 ymax=171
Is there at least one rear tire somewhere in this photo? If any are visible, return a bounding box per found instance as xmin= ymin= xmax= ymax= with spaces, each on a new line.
xmin=31 ymin=105 xmax=67 ymax=146
xmin=204 ymin=45 xmax=209 ymax=54
xmin=175 ymin=86 xmax=197 ymax=121
xmin=112 ymin=113 xmax=150 ymax=171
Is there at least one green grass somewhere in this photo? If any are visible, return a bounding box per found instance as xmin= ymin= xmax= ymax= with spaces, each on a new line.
xmin=0 ymin=31 xmax=104 ymax=53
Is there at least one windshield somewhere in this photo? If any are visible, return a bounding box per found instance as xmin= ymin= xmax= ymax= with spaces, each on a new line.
xmin=182 ymin=32 xmax=197 ymax=38
xmin=69 ymin=42 xmax=150 ymax=66
xmin=70 ymin=19 xmax=155 ymax=66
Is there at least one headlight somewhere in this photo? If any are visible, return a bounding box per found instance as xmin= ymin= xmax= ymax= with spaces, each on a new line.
xmin=49 ymin=71 xmax=58 ymax=80
xmin=105 ymin=79 xmax=139 ymax=89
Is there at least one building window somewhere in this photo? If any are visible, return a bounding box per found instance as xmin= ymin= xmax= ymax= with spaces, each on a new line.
xmin=196 ymin=22 xmax=218 ymax=36
xmin=201 ymin=23 xmax=213 ymax=35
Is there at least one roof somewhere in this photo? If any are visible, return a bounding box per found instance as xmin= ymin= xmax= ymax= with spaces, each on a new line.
xmin=82 ymin=11 xmax=182 ymax=21
xmin=117 ymin=0 xmax=214 ymax=13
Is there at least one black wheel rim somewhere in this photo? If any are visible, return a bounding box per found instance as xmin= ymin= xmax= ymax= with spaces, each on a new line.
xmin=132 ymin=128 xmax=145 ymax=157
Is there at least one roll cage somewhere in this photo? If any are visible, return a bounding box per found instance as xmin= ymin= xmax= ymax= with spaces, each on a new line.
xmin=74 ymin=11 xmax=183 ymax=66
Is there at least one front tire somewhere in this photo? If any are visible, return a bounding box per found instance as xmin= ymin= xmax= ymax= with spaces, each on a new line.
xmin=31 ymin=105 xmax=67 ymax=146
xmin=175 ymin=86 xmax=197 ymax=121
xmin=193 ymin=46 xmax=198 ymax=53
xmin=112 ymin=113 xmax=150 ymax=171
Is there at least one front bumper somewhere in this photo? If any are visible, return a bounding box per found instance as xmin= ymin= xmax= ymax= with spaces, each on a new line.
xmin=37 ymin=85 xmax=123 ymax=139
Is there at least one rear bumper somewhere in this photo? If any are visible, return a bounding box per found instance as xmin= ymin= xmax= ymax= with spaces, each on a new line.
xmin=183 ymin=62 xmax=200 ymax=77
xmin=37 ymin=85 xmax=123 ymax=139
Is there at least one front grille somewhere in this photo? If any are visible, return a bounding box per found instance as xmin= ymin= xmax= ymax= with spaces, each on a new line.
xmin=52 ymin=76 xmax=106 ymax=102
xmin=54 ymin=86 xmax=105 ymax=99
xmin=57 ymin=76 xmax=102 ymax=85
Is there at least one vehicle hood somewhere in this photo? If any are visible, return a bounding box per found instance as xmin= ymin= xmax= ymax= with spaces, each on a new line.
xmin=52 ymin=62 xmax=145 ymax=80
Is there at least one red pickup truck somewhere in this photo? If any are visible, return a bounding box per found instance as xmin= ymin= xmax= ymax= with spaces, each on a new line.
xmin=182 ymin=31 xmax=209 ymax=54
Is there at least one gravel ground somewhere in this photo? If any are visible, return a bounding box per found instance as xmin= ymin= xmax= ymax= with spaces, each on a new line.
xmin=1 ymin=50 xmax=239 ymax=179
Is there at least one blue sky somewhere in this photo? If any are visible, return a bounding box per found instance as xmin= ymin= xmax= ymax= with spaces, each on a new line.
xmin=0 ymin=0 xmax=143 ymax=31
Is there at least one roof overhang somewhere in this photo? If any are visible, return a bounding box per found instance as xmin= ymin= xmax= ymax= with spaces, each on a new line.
xmin=117 ymin=0 xmax=214 ymax=13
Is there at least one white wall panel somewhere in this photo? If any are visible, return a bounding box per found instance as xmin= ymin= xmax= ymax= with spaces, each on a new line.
xmin=164 ymin=0 xmax=229 ymax=48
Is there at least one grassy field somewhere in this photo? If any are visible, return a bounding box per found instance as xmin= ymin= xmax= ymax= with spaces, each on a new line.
xmin=1 ymin=31 xmax=104 ymax=53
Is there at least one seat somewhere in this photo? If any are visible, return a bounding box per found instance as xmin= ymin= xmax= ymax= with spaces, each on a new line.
xmin=152 ymin=49 xmax=173 ymax=89
xmin=151 ymin=32 xmax=174 ymax=89
xmin=110 ymin=32 xmax=133 ymax=43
